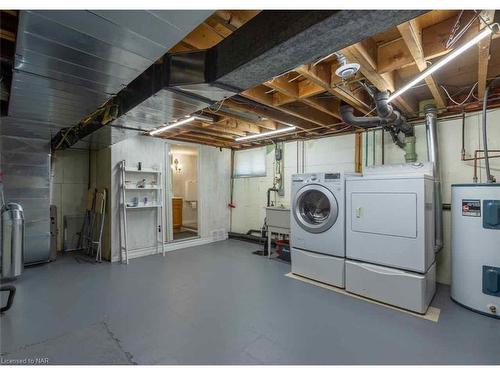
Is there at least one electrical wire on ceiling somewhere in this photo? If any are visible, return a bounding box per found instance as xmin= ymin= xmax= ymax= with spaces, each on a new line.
xmin=446 ymin=10 xmax=481 ymax=49
xmin=206 ymin=99 xmax=226 ymax=113
xmin=440 ymin=82 xmax=478 ymax=106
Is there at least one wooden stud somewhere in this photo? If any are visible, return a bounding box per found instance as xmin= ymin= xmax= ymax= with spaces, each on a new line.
xmin=397 ymin=19 xmax=447 ymax=108
xmin=240 ymin=87 xmax=328 ymax=130
xmin=265 ymin=75 xmax=342 ymax=120
xmin=224 ymin=99 xmax=323 ymax=133
xmin=298 ymin=79 xmax=326 ymax=98
xmin=296 ymin=64 xmax=371 ymax=114
xmin=302 ymin=96 xmax=341 ymax=119
xmin=355 ymin=132 xmax=363 ymax=173
xmin=377 ymin=37 xmax=414 ymax=74
xmin=343 ymin=44 xmax=418 ymax=114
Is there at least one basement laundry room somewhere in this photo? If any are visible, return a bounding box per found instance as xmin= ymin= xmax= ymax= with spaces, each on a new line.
xmin=1 ymin=5 xmax=500 ymax=370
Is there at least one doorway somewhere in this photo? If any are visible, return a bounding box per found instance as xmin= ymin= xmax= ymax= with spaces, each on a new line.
xmin=168 ymin=144 xmax=199 ymax=241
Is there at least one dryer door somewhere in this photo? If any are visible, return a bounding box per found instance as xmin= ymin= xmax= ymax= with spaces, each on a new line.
xmin=293 ymin=184 xmax=338 ymax=233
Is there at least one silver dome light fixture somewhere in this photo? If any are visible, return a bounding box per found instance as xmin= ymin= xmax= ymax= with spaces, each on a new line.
xmin=334 ymin=52 xmax=360 ymax=80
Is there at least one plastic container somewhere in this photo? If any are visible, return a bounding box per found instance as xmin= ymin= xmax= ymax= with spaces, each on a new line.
xmin=275 ymin=239 xmax=291 ymax=262
xmin=1 ymin=203 xmax=25 ymax=281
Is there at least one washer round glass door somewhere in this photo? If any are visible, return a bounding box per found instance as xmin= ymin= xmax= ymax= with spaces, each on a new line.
xmin=293 ymin=184 xmax=338 ymax=233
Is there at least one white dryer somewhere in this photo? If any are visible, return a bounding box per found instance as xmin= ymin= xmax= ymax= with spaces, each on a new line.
xmin=344 ymin=168 xmax=436 ymax=313
xmin=290 ymin=172 xmax=348 ymax=287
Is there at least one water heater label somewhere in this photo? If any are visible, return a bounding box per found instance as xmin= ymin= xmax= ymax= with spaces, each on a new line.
xmin=462 ymin=199 xmax=481 ymax=217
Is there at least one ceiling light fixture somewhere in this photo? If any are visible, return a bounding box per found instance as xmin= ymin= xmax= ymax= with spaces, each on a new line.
xmin=235 ymin=126 xmax=297 ymax=142
xmin=192 ymin=114 xmax=214 ymax=122
xmin=388 ymin=24 xmax=497 ymax=102
xmin=148 ymin=116 xmax=195 ymax=136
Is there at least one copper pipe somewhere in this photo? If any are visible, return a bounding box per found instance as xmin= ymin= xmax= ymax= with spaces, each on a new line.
xmin=462 ymin=150 xmax=500 ymax=182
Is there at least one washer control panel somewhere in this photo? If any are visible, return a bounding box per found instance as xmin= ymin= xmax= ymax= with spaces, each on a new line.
xmin=292 ymin=172 xmax=341 ymax=184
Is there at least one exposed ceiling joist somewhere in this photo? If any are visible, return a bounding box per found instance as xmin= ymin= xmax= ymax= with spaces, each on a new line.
xmin=295 ymin=64 xmax=371 ymax=114
xmin=223 ymin=98 xmax=325 ymax=134
xmin=397 ymin=19 xmax=447 ymax=108
xmin=342 ymin=43 xmax=418 ymax=114
xmin=241 ymin=86 xmax=328 ymax=130
xmin=264 ymin=75 xmax=342 ymax=120
xmin=478 ymin=10 xmax=496 ymax=99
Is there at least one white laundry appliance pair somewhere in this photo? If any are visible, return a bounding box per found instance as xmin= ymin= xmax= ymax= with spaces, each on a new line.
xmin=290 ymin=164 xmax=437 ymax=314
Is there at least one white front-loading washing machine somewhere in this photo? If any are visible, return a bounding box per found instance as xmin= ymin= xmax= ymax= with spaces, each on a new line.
xmin=290 ymin=172 xmax=348 ymax=287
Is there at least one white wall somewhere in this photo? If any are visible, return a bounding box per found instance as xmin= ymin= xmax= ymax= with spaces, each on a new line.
xmin=51 ymin=149 xmax=91 ymax=251
xmin=230 ymin=108 xmax=500 ymax=285
xmin=109 ymin=135 xmax=231 ymax=262
xmin=231 ymin=136 xmax=356 ymax=234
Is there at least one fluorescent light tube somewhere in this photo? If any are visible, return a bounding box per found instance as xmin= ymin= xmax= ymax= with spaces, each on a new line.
xmin=149 ymin=116 xmax=195 ymax=136
xmin=388 ymin=26 xmax=494 ymax=102
xmin=235 ymin=126 xmax=297 ymax=142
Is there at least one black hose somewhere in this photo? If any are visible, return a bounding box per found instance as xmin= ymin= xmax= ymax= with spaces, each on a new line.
xmin=0 ymin=285 xmax=16 ymax=313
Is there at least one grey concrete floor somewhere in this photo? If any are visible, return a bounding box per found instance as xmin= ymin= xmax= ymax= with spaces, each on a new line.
xmin=1 ymin=239 xmax=499 ymax=365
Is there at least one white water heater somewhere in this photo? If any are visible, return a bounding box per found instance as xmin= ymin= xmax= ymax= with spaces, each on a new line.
xmin=451 ymin=184 xmax=500 ymax=318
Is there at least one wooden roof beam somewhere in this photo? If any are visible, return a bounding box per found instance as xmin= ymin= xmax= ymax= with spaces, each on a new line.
xmin=342 ymin=43 xmax=418 ymax=114
xmin=183 ymin=124 xmax=239 ymax=140
xmin=378 ymin=13 xmax=499 ymax=74
xmin=224 ymin=98 xmax=324 ymax=133
xmin=298 ymin=79 xmax=327 ymax=98
xmin=264 ymin=75 xmax=342 ymax=120
xmin=171 ymin=134 xmax=235 ymax=148
xmin=215 ymin=117 xmax=262 ymax=134
xmin=265 ymin=75 xmax=299 ymax=97
xmin=209 ymin=107 xmax=277 ymax=131
xmin=241 ymin=86 xmax=329 ymax=130
xmin=295 ymin=63 xmax=370 ymax=114
xmin=397 ymin=19 xmax=447 ymax=108
xmin=302 ymin=96 xmax=341 ymax=119
xmin=478 ymin=10 xmax=495 ymax=100
xmin=169 ymin=131 xmax=235 ymax=148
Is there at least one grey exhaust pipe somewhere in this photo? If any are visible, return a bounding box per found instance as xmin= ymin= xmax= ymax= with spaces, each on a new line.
xmin=424 ymin=105 xmax=443 ymax=252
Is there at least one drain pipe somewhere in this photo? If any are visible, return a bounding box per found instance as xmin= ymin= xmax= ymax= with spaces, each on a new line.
xmin=340 ymin=90 xmax=417 ymax=162
xmin=424 ymin=105 xmax=443 ymax=252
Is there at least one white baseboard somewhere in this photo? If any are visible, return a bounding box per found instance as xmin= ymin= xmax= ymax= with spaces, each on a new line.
xmin=112 ymin=235 xmax=226 ymax=263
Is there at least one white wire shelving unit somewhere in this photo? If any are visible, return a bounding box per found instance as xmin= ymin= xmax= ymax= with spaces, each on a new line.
xmin=119 ymin=160 xmax=165 ymax=264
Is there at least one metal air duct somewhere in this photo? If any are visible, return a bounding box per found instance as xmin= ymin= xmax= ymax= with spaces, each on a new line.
xmin=424 ymin=105 xmax=443 ymax=252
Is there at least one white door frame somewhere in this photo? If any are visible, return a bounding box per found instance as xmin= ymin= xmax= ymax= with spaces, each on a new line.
xmin=164 ymin=141 xmax=201 ymax=243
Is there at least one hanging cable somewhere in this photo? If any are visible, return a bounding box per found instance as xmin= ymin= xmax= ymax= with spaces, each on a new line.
xmin=440 ymin=82 xmax=478 ymax=106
